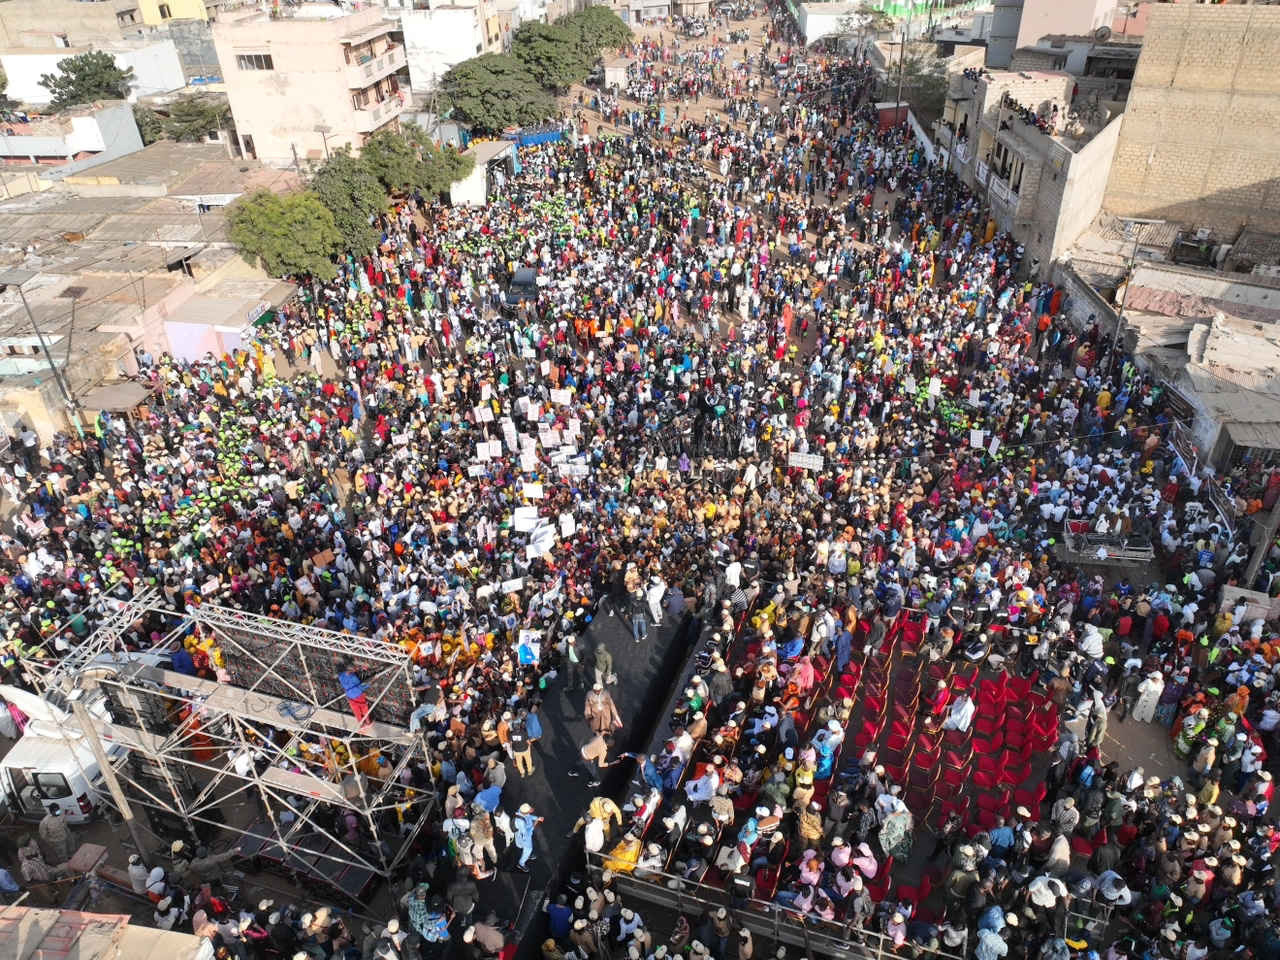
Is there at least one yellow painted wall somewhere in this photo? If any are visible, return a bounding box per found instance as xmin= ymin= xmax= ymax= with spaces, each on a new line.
xmin=138 ymin=0 xmax=209 ymax=27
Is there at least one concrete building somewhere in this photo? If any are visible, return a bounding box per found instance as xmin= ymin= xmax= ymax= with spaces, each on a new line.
xmin=402 ymin=6 xmax=486 ymax=93
xmin=0 ymin=0 xmax=142 ymax=48
xmin=212 ymin=6 xmax=407 ymax=165
xmin=1 ymin=40 xmax=187 ymax=106
xmin=987 ymin=0 xmax=1116 ymax=68
xmin=795 ymin=2 xmax=861 ymax=48
xmin=1102 ymin=3 xmax=1280 ymax=240
xmin=136 ymin=0 xmax=227 ymax=27
xmin=0 ymin=102 xmax=144 ymax=179
xmin=938 ymin=67 xmax=1125 ymax=271
xmin=599 ymin=0 xmax=670 ymax=27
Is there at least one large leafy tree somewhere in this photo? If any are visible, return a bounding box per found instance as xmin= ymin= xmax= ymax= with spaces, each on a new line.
xmin=558 ymin=7 xmax=632 ymax=55
xmin=359 ymin=123 xmax=474 ymax=196
xmin=159 ymin=96 xmax=229 ymax=142
xmin=834 ymin=7 xmax=894 ymax=53
xmin=39 ymin=51 xmax=135 ymax=110
xmin=441 ymin=54 xmax=557 ymax=133
xmin=310 ymin=147 xmax=385 ymax=255
xmin=511 ymin=22 xmax=593 ymax=90
xmin=230 ymin=190 xmax=341 ymax=280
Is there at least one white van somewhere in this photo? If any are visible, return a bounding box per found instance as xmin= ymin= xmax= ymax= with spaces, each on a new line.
xmin=0 ymin=731 xmax=124 ymax=824
xmin=0 ymin=685 xmax=127 ymax=824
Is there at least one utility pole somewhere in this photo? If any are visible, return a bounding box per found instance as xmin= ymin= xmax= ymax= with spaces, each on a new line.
xmin=1 ymin=268 xmax=83 ymax=438
xmin=69 ymin=696 xmax=153 ymax=861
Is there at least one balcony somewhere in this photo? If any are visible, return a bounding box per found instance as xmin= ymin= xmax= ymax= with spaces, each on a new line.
xmin=353 ymin=93 xmax=405 ymax=133
xmin=345 ymin=45 xmax=403 ymax=90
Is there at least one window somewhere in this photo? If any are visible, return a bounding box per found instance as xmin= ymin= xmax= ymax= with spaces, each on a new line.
xmin=159 ymin=3 xmax=172 ymax=17
xmin=35 ymin=773 xmax=73 ymax=799
xmin=236 ymin=53 xmax=274 ymax=71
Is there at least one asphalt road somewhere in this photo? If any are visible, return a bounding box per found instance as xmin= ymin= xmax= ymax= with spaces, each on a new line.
xmin=459 ymin=605 xmax=700 ymax=955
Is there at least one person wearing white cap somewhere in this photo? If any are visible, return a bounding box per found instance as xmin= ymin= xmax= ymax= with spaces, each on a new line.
xmin=154 ymin=895 xmax=184 ymax=930
xmin=127 ymin=853 xmax=149 ymax=895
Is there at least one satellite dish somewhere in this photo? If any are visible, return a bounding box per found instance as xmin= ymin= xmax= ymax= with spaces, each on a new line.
xmin=1094 ymin=25 xmax=1113 ymax=41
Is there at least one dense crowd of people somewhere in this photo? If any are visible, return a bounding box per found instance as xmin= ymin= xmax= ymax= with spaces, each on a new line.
xmin=0 ymin=2 xmax=1275 ymax=960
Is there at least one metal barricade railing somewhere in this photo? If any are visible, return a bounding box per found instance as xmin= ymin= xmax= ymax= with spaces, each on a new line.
xmin=586 ymin=852 xmax=970 ymax=960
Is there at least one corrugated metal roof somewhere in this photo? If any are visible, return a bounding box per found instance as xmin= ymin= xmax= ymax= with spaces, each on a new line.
xmin=164 ymin=295 xmax=249 ymax=327
xmin=1226 ymin=421 xmax=1280 ymax=451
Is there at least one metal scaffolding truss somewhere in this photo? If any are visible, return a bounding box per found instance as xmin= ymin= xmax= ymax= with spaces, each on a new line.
xmin=30 ymin=598 xmax=433 ymax=890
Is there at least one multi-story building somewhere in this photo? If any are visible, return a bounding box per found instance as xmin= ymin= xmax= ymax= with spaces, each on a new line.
xmin=938 ymin=67 xmax=1124 ymax=271
xmin=1102 ymin=3 xmax=1280 ymax=239
xmin=987 ymin=0 xmax=1116 ymax=68
xmin=212 ymin=5 xmax=408 ymax=166
xmin=136 ymin=0 xmax=227 ymax=27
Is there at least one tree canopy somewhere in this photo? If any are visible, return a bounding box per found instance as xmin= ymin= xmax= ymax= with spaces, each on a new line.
xmin=441 ymin=54 xmax=558 ymax=133
xmin=511 ymin=21 xmax=593 ymax=90
xmin=359 ymin=123 xmax=474 ymax=195
xmin=557 ymin=6 xmax=632 ymax=54
xmin=834 ymin=7 xmax=895 ymax=52
xmin=158 ymin=96 xmax=229 ymax=142
xmin=39 ymin=51 xmax=135 ymax=111
xmin=230 ymin=190 xmax=342 ymax=281
xmin=310 ymin=147 xmax=385 ymax=256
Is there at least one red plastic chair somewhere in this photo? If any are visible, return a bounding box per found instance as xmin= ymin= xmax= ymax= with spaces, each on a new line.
xmin=942 ymin=766 xmax=968 ymax=792
xmin=944 ymin=747 xmax=972 ymax=772
xmin=975 ymin=792 xmax=1002 ymax=815
xmin=973 ymin=770 xmax=998 ymax=792
xmin=1013 ymin=782 xmax=1047 ymax=810
xmin=943 ymin=728 xmax=971 ymax=747
xmin=1000 ymin=762 xmax=1031 ymax=787
xmin=974 ymin=716 xmax=998 ymax=738
xmin=975 ymin=730 xmax=1004 ymax=755
xmin=940 ymin=798 xmax=970 ymax=822
xmin=1070 ymin=835 xmax=1095 ymax=859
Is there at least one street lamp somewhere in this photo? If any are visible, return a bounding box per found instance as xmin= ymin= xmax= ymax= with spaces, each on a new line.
xmin=314 ymin=124 xmax=332 ymax=159
xmin=0 ymin=268 xmax=83 ymax=437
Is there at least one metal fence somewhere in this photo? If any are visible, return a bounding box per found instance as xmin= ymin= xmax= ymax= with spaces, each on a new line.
xmin=585 ymin=852 xmax=970 ymax=960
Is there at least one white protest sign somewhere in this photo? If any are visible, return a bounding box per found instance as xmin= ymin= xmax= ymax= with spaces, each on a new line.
xmin=523 ymin=482 xmax=545 ymax=499
xmin=560 ymin=513 xmax=577 ymax=537
xmin=928 ymin=377 xmax=942 ymax=397
xmin=788 ymin=452 xmax=824 ymax=471
xmin=989 ymin=437 xmax=1001 ymax=455
xmin=501 ymin=578 xmax=524 ymax=594
xmin=550 ymin=388 xmax=572 ymax=405
xmin=970 ymin=429 xmax=985 ymax=447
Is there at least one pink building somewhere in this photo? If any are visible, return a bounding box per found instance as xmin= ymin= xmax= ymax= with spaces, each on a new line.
xmin=212 ymin=5 xmax=408 ymax=166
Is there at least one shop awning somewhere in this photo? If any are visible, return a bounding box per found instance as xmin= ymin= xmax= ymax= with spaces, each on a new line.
xmin=79 ymin=381 xmax=152 ymax=411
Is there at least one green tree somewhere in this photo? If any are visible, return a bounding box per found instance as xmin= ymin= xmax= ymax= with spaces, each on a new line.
xmin=159 ymin=96 xmax=229 ymax=142
xmin=38 ymin=51 xmax=135 ymax=111
xmin=441 ymin=54 xmax=557 ymax=133
xmin=310 ymin=147 xmax=384 ymax=255
xmin=511 ymin=21 xmax=592 ymax=90
xmin=834 ymin=7 xmax=894 ymax=53
xmin=230 ymin=190 xmax=342 ymax=280
xmin=558 ymin=6 xmax=632 ymax=56
xmin=133 ymin=105 xmax=163 ymax=145
xmin=359 ymin=123 xmax=474 ymax=196
xmin=898 ymin=49 xmax=948 ymax=125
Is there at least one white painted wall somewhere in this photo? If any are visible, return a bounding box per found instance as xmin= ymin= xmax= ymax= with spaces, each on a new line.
xmin=2 ymin=40 xmax=185 ymax=106
xmin=402 ymin=7 xmax=482 ymax=94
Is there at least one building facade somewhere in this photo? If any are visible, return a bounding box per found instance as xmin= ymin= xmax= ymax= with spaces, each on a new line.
xmin=0 ymin=40 xmax=187 ymax=106
xmin=1102 ymin=3 xmax=1280 ymax=239
xmin=212 ymin=6 xmax=407 ymax=166
xmin=938 ymin=68 xmax=1123 ymax=271
xmin=987 ymin=0 xmax=1116 ymax=68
